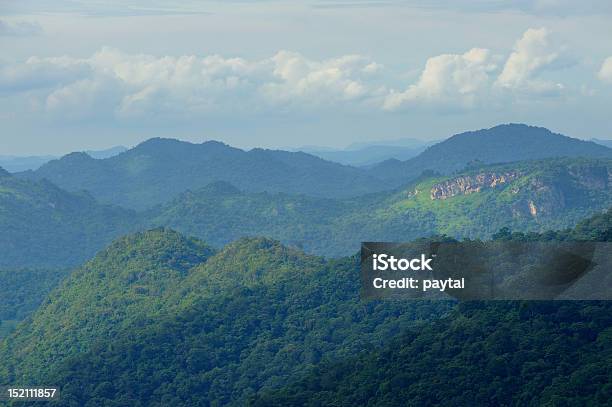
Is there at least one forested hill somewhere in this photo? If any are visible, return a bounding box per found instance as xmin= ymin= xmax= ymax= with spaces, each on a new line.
xmin=0 ymin=171 xmax=137 ymax=268
xmin=3 ymin=157 xmax=611 ymax=267
xmin=2 ymin=211 xmax=611 ymax=406
xmin=251 ymin=210 xmax=612 ymax=406
xmin=150 ymin=158 xmax=612 ymax=256
xmin=369 ymin=124 xmax=612 ymax=184
xmin=18 ymin=124 xmax=612 ymax=211
xmin=21 ymin=138 xmax=390 ymax=210
xmin=0 ymin=229 xmax=449 ymax=406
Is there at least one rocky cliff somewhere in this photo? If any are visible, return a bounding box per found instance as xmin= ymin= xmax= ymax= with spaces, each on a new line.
xmin=511 ymin=164 xmax=611 ymax=219
xmin=430 ymin=171 xmax=522 ymax=200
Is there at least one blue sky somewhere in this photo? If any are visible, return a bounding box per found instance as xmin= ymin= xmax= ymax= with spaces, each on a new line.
xmin=1 ymin=0 xmax=611 ymax=154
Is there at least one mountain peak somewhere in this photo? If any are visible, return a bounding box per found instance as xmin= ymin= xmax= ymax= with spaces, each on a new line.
xmin=490 ymin=123 xmax=544 ymax=131
xmin=201 ymin=140 xmax=230 ymax=148
xmin=133 ymin=137 xmax=189 ymax=151
xmin=129 ymin=138 xmax=241 ymax=158
xmin=0 ymin=166 xmax=10 ymax=177
xmin=99 ymin=228 xmax=215 ymax=273
xmin=62 ymin=151 xmax=95 ymax=161
xmin=369 ymin=123 xmax=612 ymax=184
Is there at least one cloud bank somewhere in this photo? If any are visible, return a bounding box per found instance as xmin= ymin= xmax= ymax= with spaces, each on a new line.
xmin=0 ymin=28 xmax=582 ymax=122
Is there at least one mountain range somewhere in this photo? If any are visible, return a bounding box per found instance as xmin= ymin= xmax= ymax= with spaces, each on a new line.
xmin=3 ymin=125 xmax=612 ymax=267
xmin=2 ymin=209 xmax=610 ymax=405
xmin=2 ymin=123 xmax=612 ymax=406
xmin=3 ymin=156 xmax=611 ymax=268
xmin=369 ymin=124 xmax=612 ymax=184
xmin=0 ymin=169 xmax=136 ymax=268
xmin=150 ymin=157 xmax=612 ymax=256
xmin=18 ymin=124 xmax=612 ymax=212
xmin=0 ymin=146 xmax=127 ymax=173
xmin=20 ymin=139 xmax=389 ymax=210
xmin=298 ymin=137 xmax=434 ymax=166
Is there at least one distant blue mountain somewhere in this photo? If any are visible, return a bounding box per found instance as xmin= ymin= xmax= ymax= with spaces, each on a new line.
xmin=591 ymin=138 xmax=612 ymax=149
xmin=298 ymin=137 xmax=434 ymax=166
xmin=0 ymin=146 xmax=127 ymax=172
xmin=369 ymin=124 xmax=612 ymax=183
xmin=84 ymin=146 xmax=128 ymax=159
xmin=0 ymin=155 xmax=57 ymax=172
xmin=21 ymin=139 xmax=390 ymax=209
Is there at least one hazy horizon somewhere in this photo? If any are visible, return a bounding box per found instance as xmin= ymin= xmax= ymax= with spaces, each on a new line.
xmin=2 ymin=122 xmax=612 ymax=158
xmin=2 ymin=1 xmax=612 ymax=155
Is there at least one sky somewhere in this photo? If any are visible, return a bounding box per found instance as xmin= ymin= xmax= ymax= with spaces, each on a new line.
xmin=1 ymin=0 xmax=612 ymax=155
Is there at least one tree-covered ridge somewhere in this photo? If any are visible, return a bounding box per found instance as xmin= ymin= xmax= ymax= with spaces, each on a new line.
xmin=251 ymin=210 xmax=612 ymax=406
xmin=2 ymin=157 xmax=611 ymax=268
xmin=370 ymin=123 xmax=612 ymax=184
xmin=19 ymin=124 xmax=612 ymax=211
xmin=152 ymin=158 xmax=612 ymax=257
xmin=0 ymin=269 xmax=69 ymax=322
xmin=2 ymin=209 xmax=611 ymax=406
xmin=146 ymin=181 xmax=351 ymax=253
xmin=0 ymin=229 xmax=450 ymax=406
xmin=251 ymin=301 xmax=612 ymax=407
xmin=21 ymin=138 xmax=390 ymax=210
xmin=0 ymin=229 xmax=215 ymax=382
xmin=0 ymin=173 xmax=138 ymax=268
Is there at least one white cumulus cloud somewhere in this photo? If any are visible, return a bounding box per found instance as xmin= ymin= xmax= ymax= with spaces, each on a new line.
xmin=0 ymin=48 xmax=384 ymax=119
xmin=495 ymin=27 xmax=564 ymax=96
xmin=383 ymin=48 xmax=498 ymax=110
xmin=598 ymin=57 xmax=612 ymax=84
xmin=0 ymin=27 xmax=578 ymax=120
xmin=261 ymin=52 xmax=382 ymax=107
xmin=384 ymin=27 xmax=568 ymax=111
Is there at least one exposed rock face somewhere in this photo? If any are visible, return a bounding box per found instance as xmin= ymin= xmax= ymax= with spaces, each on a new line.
xmin=528 ymin=200 xmax=538 ymax=217
xmin=512 ymin=166 xmax=611 ymax=219
xmin=512 ymin=178 xmax=566 ymax=219
xmin=430 ymin=171 xmax=522 ymax=200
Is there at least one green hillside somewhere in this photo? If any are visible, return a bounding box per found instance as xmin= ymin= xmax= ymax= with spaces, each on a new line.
xmin=2 ymin=210 xmax=610 ymax=406
xmin=0 ymin=230 xmax=449 ymax=406
xmin=0 ymin=269 xmax=68 ymax=321
xmin=370 ymin=124 xmax=612 ymax=184
xmin=22 ymin=138 xmax=390 ymax=210
xmin=150 ymin=158 xmax=612 ymax=257
xmin=0 ymin=171 xmax=138 ymax=268
xmin=251 ymin=210 xmax=612 ymax=406
xmin=251 ymin=301 xmax=612 ymax=407
xmin=3 ymin=157 xmax=610 ymax=269
xmin=146 ymin=181 xmax=353 ymax=253
xmin=0 ymin=268 xmax=68 ymax=339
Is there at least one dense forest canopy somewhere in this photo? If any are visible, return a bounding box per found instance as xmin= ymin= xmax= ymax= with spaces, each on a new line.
xmin=1 ymin=209 xmax=610 ymax=406
xmin=3 ymin=156 xmax=611 ymax=267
